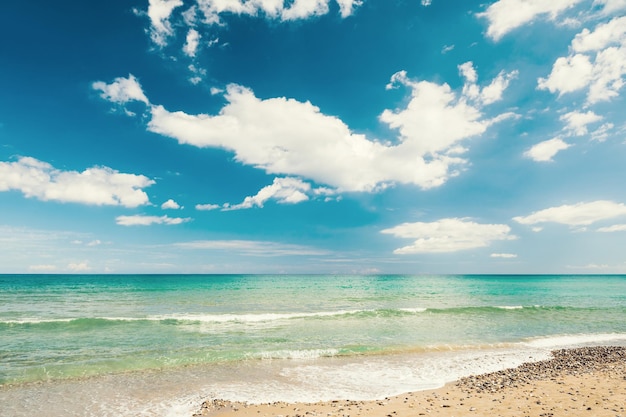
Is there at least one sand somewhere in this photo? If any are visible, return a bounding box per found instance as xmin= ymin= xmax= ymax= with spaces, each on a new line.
xmin=193 ymin=346 xmax=626 ymax=417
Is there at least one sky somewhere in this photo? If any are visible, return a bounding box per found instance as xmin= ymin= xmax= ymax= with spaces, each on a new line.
xmin=1 ymin=0 xmax=626 ymax=274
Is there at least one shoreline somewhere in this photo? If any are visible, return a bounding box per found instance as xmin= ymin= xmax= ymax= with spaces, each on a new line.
xmin=193 ymin=346 xmax=626 ymax=417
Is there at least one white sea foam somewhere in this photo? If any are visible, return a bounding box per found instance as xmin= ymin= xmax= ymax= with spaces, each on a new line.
xmin=252 ymin=348 xmax=341 ymax=360
xmin=0 ymin=310 xmax=367 ymax=325
xmin=3 ymin=335 xmax=625 ymax=416
xmin=156 ymin=310 xmax=365 ymax=323
xmin=524 ymin=333 xmax=626 ymax=349
xmin=398 ymin=307 xmax=428 ymax=313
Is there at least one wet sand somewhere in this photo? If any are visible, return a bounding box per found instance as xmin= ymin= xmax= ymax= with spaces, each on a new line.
xmin=193 ymin=346 xmax=625 ymax=417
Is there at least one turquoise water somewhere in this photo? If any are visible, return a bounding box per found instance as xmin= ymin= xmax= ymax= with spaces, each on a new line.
xmin=1 ymin=274 xmax=625 ymax=416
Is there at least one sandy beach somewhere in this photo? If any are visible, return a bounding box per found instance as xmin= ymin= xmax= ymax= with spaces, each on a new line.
xmin=194 ymin=346 xmax=625 ymax=417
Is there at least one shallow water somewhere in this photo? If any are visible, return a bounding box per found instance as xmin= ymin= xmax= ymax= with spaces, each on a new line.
xmin=1 ymin=274 xmax=625 ymax=416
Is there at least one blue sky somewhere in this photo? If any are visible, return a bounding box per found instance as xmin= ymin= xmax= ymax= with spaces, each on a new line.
xmin=1 ymin=0 xmax=626 ymax=274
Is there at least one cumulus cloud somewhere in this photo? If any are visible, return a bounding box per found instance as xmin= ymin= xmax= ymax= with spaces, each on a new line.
xmin=93 ymin=74 xmax=150 ymax=105
xmin=224 ymin=177 xmax=311 ymax=210
xmin=183 ymin=28 xmax=201 ymax=57
xmin=381 ymin=218 xmax=516 ymax=254
xmin=560 ymin=110 xmax=603 ymax=135
xmin=95 ymin=64 xmax=514 ymax=194
xmin=195 ymin=0 xmax=362 ymax=23
xmin=196 ymin=178 xmax=333 ymax=211
xmin=142 ymin=65 xmax=514 ymax=192
xmin=161 ymin=198 xmax=181 ymax=209
xmin=145 ymin=0 xmax=363 ymax=41
xmin=115 ymin=214 xmax=192 ymax=226
xmin=594 ymin=0 xmax=626 ymax=14
xmin=523 ymin=137 xmax=572 ymax=161
xmin=538 ymin=16 xmax=626 ymax=104
xmin=145 ymin=0 xmax=184 ymax=47
xmin=513 ymin=200 xmax=626 ymax=226
xmin=0 ymin=156 xmax=154 ymax=207
xmin=478 ymin=0 xmax=585 ymax=41
xmin=457 ymin=62 xmax=518 ymax=105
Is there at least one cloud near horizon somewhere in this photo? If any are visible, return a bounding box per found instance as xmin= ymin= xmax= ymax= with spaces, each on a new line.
xmin=514 ymin=200 xmax=626 ymax=226
xmin=173 ymin=239 xmax=329 ymax=256
xmin=381 ymin=218 xmax=516 ymax=254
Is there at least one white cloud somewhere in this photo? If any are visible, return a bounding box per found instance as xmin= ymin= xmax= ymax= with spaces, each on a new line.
xmin=174 ymin=239 xmax=329 ymax=256
xmin=146 ymin=66 xmax=513 ymax=192
xmin=523 ymin=137 xmax=572 ymax=161
xmin=537 ymin=54 xmax=594 ymax=95
xmin=568 ymin=262 xmax=611 ymax=269
xmin=68 ymin=262 xmax=91 ymax=272
xmin=458 ymin=62 xmax=518 ymax=105
xmin=224 ymin=177 xmax=311 ymax=210
xmin=86 ymin=240 xmax=102 ymax=247
xmin=0 ymin=156 xmax=154 ymax=207
xmin=115 ymin=215 xmax=192 ymax=226
xmin=421 ymin=0 xmax=433 ymax=6
xmin=195 ymin=203 xmax=221 ymax=211
xmin=146 ymin=0 xmax=184 ymax=47
xmin=28 ymin=264 xmax=58 ymax=272
xmin=381 ymin=218 xmax=516 ymax=254
xmin=92 ymin=74 xmax=150 ymax=113
xmin=478 ymin=0 xmax=585 ymax=41
xmin=571 ymin=15 xmax=626 ymax=52
xmin=513 ymin=200 xmax=626 ymax=226
xmin=594 ymin=0 xmax=626 ymax=14
xmin=334 ymin=0 xmax=364 ymax=18
xmin=539 ymin=16 xmax=626 ymax=104
xmin=161 ymin=198 xmax=181 ymax=209
xmin=441 ymin=44 xmax=455 ymax=54
xmin=190 ymin=0 xmax=362 ymax=27
xmin=560 ymin=110 xmax=603 ymax=135
xmin=183 ymin=28 xmax=201 ymax=57
xmin=491 ymin=253 xmax=518 ymax=258
xmin=97 ymin=65 xmax=514 ymax=193
xmin=590 ymin=122 xmax=614 ymax=141
xmin=597 ymin=223 xmax=626 ymax=231
xmin=188 ymin=64 xmax=207 ymax=85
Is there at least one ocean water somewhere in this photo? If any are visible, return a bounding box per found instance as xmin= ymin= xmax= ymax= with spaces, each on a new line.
xmin=1 ymin=274 xmax=625 ymax=416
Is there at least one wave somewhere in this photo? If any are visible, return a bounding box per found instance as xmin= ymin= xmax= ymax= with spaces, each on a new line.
xmin=1 ymin=304 xmax=621 ymax=327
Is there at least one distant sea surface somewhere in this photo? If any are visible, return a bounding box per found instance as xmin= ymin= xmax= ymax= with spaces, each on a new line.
xmin=1 ymin=274 xmax=625 ymax=416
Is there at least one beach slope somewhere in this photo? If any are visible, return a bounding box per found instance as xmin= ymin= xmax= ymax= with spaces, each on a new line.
xmin=194 ymin=346 xmax=625 ymax=417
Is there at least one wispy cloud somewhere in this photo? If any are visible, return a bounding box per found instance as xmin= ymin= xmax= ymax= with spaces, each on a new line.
xmin=174 ymin=240 xmax=329 ymax=257
xmin=514 ymin=200 xmax=626 ymax=226
xmin=116 ymin=215 xmax=192 ymax=226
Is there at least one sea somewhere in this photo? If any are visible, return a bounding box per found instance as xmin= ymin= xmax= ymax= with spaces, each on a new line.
xmin=1 ymin=274 xmax=625 ymax=416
